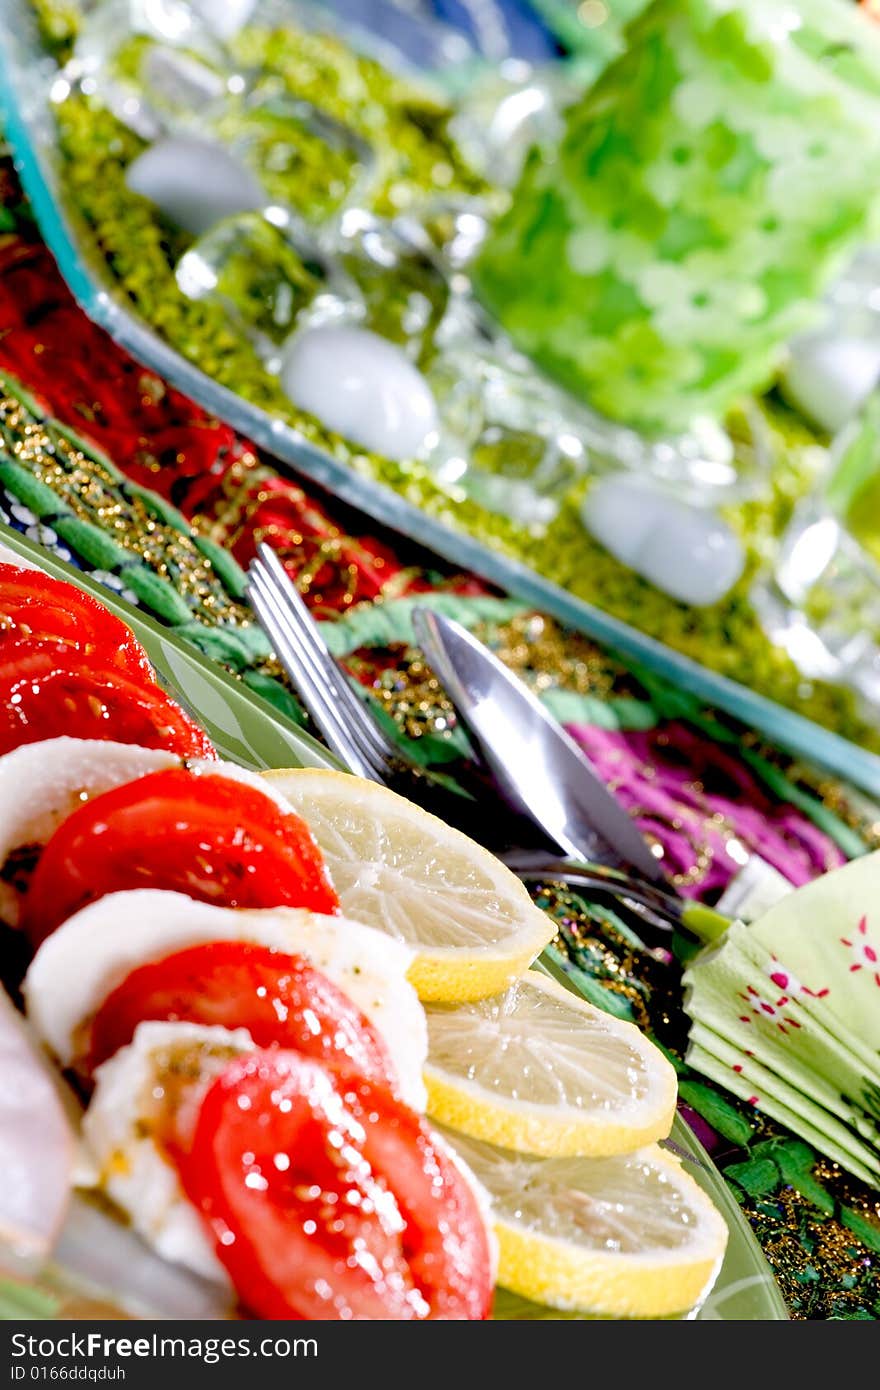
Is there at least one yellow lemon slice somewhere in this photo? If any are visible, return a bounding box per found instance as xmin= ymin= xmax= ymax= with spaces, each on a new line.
xmin=441 ymin=1127 xmax=728 ymax=1319
xmin=263 ymin=769 xmax=555 ymax=1001
xmin=424 ymin=971 xmax=677 ymax=1156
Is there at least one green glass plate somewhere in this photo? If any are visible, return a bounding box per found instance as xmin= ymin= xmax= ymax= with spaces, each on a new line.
xmin=0 ymin=522 xmax=338 ymax=777
xmin=0 ymin=523 xmax=788 ymax=1321
xmin=1 ymin=0 xmax=880 ymax=802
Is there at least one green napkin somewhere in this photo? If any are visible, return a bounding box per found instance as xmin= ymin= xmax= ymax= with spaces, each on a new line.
xmin=684 ymin=920 xmax=880 ymax=1125
xmin=689 ymin=1018 xmax=880 ymax=1167
xmin=683 ymin=851 xmax=880 ymax=1182
xmin=688 ymin=1030 xmax=880 ymax=1188
xmin=748 ymin=851 xmax=880 ymax=1053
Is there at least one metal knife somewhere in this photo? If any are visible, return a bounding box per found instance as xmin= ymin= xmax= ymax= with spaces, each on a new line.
xmin=411 ymin=607 xmax=665 ymax=882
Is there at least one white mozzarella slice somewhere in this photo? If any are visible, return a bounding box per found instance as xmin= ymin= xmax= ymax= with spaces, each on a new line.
xmin=188 ymin=757 xmax=302 ymax=814
xmin=0 ymin=745 xmax=312 ymax=929
xmin=83 ymin=1024 xmax=494 ymax=1295
xmin=0 ymin=985 xmax=75 ymax=1260
xmin=0 ymin=546 xmax=42 ymax=571
xmin=0 ymin=739 xmax=181 ymax=925
xmin=25 ymin=889 xmax=427 ymax=1110
xmin=83 ymin=1020 xmax=253 ymax=1285
xmin=0 ymin=743 xmax=296 ymax=876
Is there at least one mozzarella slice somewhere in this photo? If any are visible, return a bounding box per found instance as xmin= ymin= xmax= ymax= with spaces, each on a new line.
xmin=83 ymin=1020 xmax=253 ymax=1285
xmin=0 ymin=739 xmax=180 ymax=925
xmin=0 ymin=546 xmax=42 ymax=571
xmin=25 ymin=889 xmax=427 ymax=1110
xmin=0 ymin=742 xmax=296 ymax=876
xmin=84 ymin=1022 xmax=495 ymax=1295
xmin=0 ymin=744 xmax=315 ymax=930
xmin=0 ymin=984 xmax=75 ymax=1260
xmin=187 ymin=757 xmax=304 ymax=814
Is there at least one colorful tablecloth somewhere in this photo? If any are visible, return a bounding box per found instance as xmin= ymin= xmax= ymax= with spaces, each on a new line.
xmin=1 ymin=153 xmax=879 ymax=1319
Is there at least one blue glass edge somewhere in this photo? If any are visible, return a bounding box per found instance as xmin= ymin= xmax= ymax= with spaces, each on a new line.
xmin=3 ymin=0 xmax=880 ymax=800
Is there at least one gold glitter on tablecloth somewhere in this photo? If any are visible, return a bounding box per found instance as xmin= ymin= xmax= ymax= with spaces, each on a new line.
xmin=473 ymin=610 xmax=631 ymax=701
xmin=350 ymin=612 xmax=643 ymax=743
xmin=743 ymin=1174 xmax=879 ymax=1319
xmin=356 ymin=646 xmax=457 ymax=741
xmin=0 ymin=395 xmax=246 ymax=628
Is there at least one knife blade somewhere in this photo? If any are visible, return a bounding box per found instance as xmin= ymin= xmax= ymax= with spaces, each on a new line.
xmin=412 ymin=607 xmax=664 ymax=882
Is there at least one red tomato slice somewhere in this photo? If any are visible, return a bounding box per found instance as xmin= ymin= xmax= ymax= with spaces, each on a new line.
xmin=22 ymin=767 xmax=339 ymax=945
xmin=0 ymin=564 xmax=154 ymax=682
xmin=171 ymin=1051 xmax=493 ymax=1321
xmin=87 ymin=940 xmax=394 ymax=1090
xmin=0 ymin=640 xmax=215 ymax=764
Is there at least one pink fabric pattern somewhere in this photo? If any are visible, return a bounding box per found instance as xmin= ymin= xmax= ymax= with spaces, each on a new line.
xmin=565 ymin=721 xmax=845 ymax=899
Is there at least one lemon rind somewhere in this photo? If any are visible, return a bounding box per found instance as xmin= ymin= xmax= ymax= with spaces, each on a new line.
xmin=424 ymin=1068 xmax=676 ymax=1157
xmin=492 ymin=1150 xmax=728 ymax=1319
xmin=262 ymin=767 xmax=556 ymax=1001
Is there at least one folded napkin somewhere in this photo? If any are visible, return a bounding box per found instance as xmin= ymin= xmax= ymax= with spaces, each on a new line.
xmin=684 ymin=852 xmax=880 ymax=1182
xmin=687 ymin=1029 xmax=880 ymax=1188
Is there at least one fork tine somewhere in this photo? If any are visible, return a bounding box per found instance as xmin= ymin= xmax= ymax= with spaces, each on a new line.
xmin=255 ymin=543 xmax=398 ymax=767
xmin=248 ymin=568 xmax=380 ymax=781
xmin=253 ymin=548 xmax=394 ymax=768
xmin=249 ymin=561 xmax=353 ymax=727
xmin=247 ymin=566 xmax=382 ymax=782
xmin=247 ymin=568 xmax=348 ymax=748
xmin=254 ymin=544 xmax=357 ymax=703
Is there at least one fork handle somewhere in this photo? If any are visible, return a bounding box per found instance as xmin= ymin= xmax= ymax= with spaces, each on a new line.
xmin=508 ymin=857 xmax=731 ymax=946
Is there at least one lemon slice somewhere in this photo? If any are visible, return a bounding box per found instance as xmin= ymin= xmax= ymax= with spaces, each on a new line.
xmin=424 ymin=972 xmax=677 ymax=1156
xmin=439 ymin=1128 xmax=728 ymax=1319
xmin=263 ymin=769 xmax=555 ymax=1002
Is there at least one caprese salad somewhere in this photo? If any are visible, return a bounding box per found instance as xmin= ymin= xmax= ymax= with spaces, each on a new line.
xmin=0 ymin=554 xmax=495 ymax=1321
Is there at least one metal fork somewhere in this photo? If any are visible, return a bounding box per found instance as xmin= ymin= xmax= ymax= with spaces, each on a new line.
xmin=247 ymin=543 xmax=395 ymax=782
xmin=245 ymin=544 xmax=710 ymax=943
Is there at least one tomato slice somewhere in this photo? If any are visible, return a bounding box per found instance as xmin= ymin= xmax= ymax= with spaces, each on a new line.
xmin=22 ymin=767 xmax=338 ymax=945
xmin=171 ymin=1051 xmax=493 ymax=1320
xmin=0 ymin=565 xmax=153 ymax=682
xmin=87 ymin=941 xmax=394 ymax=1089
xmin=0 ymin=639 xmax=215 ymax=764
